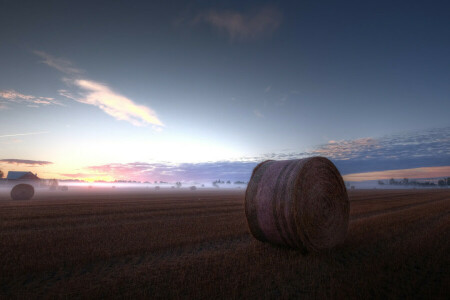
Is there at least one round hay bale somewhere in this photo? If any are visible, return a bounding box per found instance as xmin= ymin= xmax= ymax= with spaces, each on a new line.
xmin=11 ymin=184 xmax=35 ymax=200
xmin=245 ymin=157 xmax=349 ymax=253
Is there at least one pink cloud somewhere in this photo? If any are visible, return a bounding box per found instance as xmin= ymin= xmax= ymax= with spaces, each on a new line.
xmin=312 ymin=137 xmax=379 ymax=160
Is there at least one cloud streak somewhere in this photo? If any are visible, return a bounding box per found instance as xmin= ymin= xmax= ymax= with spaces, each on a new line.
xmin=34 ymin=50 xmax=82 ymax=74
xmin=343 ymin=166 xmax=450 ymax=181
xmin=0 ymin=90 xmax=62 ymax=107
xmin=196 ymin=6 xmax=282 ymax=40
xmin=0 ymin=159 xmax=53 ymax=165
xmin=67 ymin=79 xmax=164 ymax=127
xmin=0 ymin=131 xmax=49 ymax=138
xmin=35 ymin=51 xmax=164 ymax=128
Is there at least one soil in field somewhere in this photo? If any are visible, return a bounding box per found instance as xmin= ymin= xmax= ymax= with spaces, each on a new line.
xmin=0 ymin=189 xmax=449 ymax=299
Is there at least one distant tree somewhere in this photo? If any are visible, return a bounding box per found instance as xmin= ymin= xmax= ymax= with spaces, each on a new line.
xmin=176 ymin=182 xmax=182 ymax=188
xmin=378 ymin=180 xmax=384 ymax=185
xmin=389 ymin=178 xmax=395 ymax=185
xmin=438 ymin=179 xmax=446 ymax=187
xmin=402 ymin=178 xmax=409 ymax=185
xmin=0 ymin=170 xmax=3 ymax=178
xmin=447 ymin=177 xmax=450 ymax=186
xmin=49 ymin=179 xmax=59 ymax=191
xmin=226 ymin=180 xmax=231 ymax=184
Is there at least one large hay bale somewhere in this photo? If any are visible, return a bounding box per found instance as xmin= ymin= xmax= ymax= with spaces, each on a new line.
xmin=245 ymin=157 xmax=349 ymax=253
xmin=11 ymin=184 xmax=35 ymax=200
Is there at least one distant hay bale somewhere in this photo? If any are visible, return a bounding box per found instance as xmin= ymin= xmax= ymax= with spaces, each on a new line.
xmin=11 ymin=184 xmax=35 ymax=200
xmin=245 ymin=157 xmax=349 ymax=253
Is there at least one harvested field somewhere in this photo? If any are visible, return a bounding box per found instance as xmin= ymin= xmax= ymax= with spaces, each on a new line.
xmin=0 ymin=189 xmax=449 ymax=299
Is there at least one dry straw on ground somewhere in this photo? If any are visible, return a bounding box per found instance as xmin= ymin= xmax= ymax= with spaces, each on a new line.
xmin=245 ymin=157 xmax=349 ymax=253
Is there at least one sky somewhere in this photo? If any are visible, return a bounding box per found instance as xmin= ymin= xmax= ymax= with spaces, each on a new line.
xmin=0 ymin=0 xmax=449 ymax=182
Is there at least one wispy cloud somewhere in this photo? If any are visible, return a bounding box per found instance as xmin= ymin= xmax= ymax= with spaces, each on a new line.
xmin=0 ymin=159 xmax=53 ymax=165
xmin=34 ymin=50 xmax=82 ymax=74
xmin=61 ymin=79 xmax=164 ymax=127
xmin=196 ymin=6 xmax=282 ymax=40
xmin=35 ymin=51 xmax=164 ymax=128
xmin=0 ymin=90 xmax=62 ymax=107
xmin=0 ymin=131 xmax=49 ymax=138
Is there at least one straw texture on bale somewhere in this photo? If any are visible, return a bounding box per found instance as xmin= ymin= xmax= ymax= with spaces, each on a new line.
xmin=245 ymin=157 xmax=349 ymax=253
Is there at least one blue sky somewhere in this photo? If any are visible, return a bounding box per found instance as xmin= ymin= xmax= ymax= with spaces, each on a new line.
xmin=0 ymin=0 xmax=449 ymax=181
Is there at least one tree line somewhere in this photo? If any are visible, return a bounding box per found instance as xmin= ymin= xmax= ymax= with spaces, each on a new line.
xmin=378 ymin=177 xmax=450 ymax=187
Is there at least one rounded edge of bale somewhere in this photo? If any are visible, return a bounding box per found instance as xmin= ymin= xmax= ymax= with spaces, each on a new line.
xmin=244 ymin=160 xmax=274 ymax=243
xmin=244 ymin=157 xmax=349 ymax=253
xmin=10 ymin=184 xmax=35 ymax=200
xmin=293 ymin=157 xmax=349 ymax=252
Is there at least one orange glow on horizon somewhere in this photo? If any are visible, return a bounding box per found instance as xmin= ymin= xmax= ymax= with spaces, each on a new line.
xmin=343 ymin=166 xmax=450 ymax=182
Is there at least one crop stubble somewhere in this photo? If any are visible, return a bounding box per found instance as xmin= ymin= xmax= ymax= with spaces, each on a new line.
xmin=0 ymin=189 xmax=449 ymax=299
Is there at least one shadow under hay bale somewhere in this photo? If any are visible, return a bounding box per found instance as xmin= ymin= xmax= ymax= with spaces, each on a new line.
xmin=245 ymin=157 xmax=349 ymax=253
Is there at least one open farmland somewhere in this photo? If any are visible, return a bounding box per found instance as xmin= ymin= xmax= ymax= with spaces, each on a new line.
xmin=0 ymin=189 xmax=449 ymax=299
